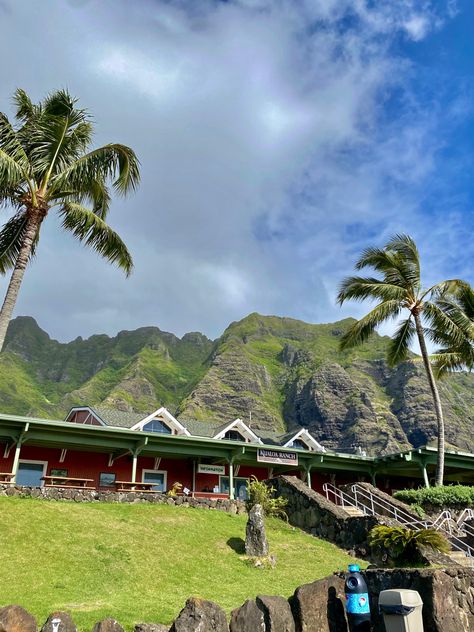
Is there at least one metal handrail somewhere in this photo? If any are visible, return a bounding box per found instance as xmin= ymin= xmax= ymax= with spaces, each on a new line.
xmin=346 ymin=484 xmax=474 ymax=559
xmin=456 ymin=508 xmax=474 ymax=528
xmin=350 ymin=484 xmax=429 ymax=529
xmin=322 ymin=483 xmax=365 ymax=513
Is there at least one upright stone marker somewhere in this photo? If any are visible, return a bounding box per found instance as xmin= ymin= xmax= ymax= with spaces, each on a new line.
xmin=245 ymin=504 xmax=269 ymax=557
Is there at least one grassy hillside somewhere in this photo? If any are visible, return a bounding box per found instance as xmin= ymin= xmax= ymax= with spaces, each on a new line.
xmin=0 ymin=497 xmax=363 ymax=631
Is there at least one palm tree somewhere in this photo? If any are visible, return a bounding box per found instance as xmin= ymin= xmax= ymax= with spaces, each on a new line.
xmin=0 ymin=89 xmax=140 ymax=351
xmin=431 ymin=284 xmax=474 ymax=375
xmin=337 ymin=234 xmax=469 ymax=486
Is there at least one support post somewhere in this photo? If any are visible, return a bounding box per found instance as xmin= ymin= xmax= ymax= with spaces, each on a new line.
xmin=131 ymin=453 xmax=138 ymax=484
xmin=371 ymin=469 xmax=377 ymax=487
xmin=192 ymin=460 xmax=196 ymax=498
xmin=421 ymin=462 xmax=430 ymax=488
xmin=306 ymin=466 xmax=312 ymax=489
xmin=10 ymin=423 xmax=29 ymax=484
xmin=228 ymin=460 xmax=234 ymax=500
xmin=11 ymin=443 xmax=22 ymax=484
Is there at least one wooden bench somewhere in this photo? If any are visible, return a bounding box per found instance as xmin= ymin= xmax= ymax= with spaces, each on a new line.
xmin=43 ymin=484 xmax=96 ymax=490
xmin=115 ymin=481 xmax=160 ymax=493
xmin=41 ymin=476 xmax=94 ymax=489
xmin=0 ymin=472 xmax=14 ymax=484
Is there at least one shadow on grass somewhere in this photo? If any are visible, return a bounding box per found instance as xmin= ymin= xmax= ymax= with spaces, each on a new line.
xmin=227 ymin=537 xmax=245 ymax=554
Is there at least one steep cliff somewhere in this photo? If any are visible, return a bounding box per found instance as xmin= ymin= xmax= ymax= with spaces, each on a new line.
xmin=1 ymin=313 xmax=474 ymax=455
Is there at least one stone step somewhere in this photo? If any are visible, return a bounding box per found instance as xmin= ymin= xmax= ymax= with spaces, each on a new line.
xmin=447 ymin=550 xmax=473 ymax=567
xmin=343 ymin=505 xmax=365 ymax=517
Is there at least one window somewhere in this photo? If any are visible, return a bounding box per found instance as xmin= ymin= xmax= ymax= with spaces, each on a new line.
xmin=99 ymin=472 xmax=116 ymax=487
xmin=290 ymin=439 xmax=308 ymax=450
xmin=142 ymin=470 xmax=167 ymax=492
xmin=143 ymin=418 xmax=172 ymax=434
xmin=16 ymin=461 xmax=47 ymax=487
xmin=223 ymin=430 xmax=246 ymax=442
xmin=219 ymin=476 xmax=249 ymax=500
xmin=50 ymin=469 xmax=68 ymax=477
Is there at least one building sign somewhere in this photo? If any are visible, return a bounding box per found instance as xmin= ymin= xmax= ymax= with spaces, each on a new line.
xmin=257 ymin=448 xmax=298 ymax=466
xmin=197 ymin=464 xmax=225 ymax=475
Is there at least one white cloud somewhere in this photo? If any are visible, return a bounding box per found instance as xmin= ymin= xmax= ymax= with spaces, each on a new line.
xmin=0 ymin=0 xmax=466 ymax=341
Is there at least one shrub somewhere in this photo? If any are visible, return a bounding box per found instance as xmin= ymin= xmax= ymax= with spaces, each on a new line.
xmin=394 ymin=485 xmax=474 ymax=509
xmin=246 ymin=476 xmax=287 ymax=519
xmin=368 ymin=525 xmax=450 ymax=565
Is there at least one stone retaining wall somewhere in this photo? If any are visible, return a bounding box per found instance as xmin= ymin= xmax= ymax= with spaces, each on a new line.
xmin=0 ymin=484 xmax=246 ymax=514
xmin=4 ymin=567 xmax=474 ymax=631
xmin=266 ymin=475 xmax=380 ymax=557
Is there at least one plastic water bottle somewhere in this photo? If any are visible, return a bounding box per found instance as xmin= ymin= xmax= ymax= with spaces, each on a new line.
xmin=345 ymin=564 xmax=371 ymax=631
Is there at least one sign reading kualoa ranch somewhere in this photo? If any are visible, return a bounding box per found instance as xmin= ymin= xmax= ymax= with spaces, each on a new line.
xmin=257 ymin=448 xmax=298 ymax=466
xmin=197 ymin=464 xmax=226 ymax=475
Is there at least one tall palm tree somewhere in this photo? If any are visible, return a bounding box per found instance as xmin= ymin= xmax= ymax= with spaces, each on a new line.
xmin=337 ymin=234 xmax=468 ymax=486
xmin=0 ymin=89 xmax=140 ymax=351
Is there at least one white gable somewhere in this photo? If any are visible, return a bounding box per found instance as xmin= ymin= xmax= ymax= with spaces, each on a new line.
xmin=283 ymin=428 xmax=326 ymax=452
xmin=213 ymin=418 xmax=263 ymax=444
xmin=130 ymin=407 xmax=191 ymax=436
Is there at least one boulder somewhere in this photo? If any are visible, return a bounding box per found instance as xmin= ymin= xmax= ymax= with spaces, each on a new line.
xmin=256 ymin=596 xmax=295 ymax=632
xmin=41 ymin=612 xmax=77 ymax=632
xmin=170 ymin=597 xmax=229 ymax=632
xmin=134 ymin=625 xmax=169 ymax=632
xmin=91 ymin=619 xmax=125 ymax=632
xmin=245 ymin=504 xmax=269 ymax=557
xmin=0 ymin=605 xmax=37 ymax=632
xmin=291 ymin=576 xmax=347 ymax=632
xmin=229 ymin=599 xmax=265 ymax=631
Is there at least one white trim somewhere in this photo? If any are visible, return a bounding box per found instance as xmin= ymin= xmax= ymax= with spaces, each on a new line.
xmin=213 ymin=418 xmax=263 ymax=444
xmin=65 ymin=407 xmax=107 ymax=426
xmin=283 ymin=428 xmax=326 ymax=453
xmin=130 ymin=407 xmax=191 ymax=436
xmin=17 ymin=459 xmax=48 ymax=487
xmin=142 ymin=469 xmax=167 ymax=491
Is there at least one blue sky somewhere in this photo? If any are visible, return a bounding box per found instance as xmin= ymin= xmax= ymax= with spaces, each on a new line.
xmin=0 ymin=0 xmax=472 ymax=341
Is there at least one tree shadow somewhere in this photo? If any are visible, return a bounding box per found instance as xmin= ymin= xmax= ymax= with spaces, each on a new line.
xmin=227 ymin=537 xmax=246 ymax=554
xmin=327 ymin=586 xmax=348 ymax=632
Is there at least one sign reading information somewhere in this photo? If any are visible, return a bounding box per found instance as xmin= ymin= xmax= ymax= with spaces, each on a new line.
xmin=257 ymin=448 xmax=298 ymax=466
xmin=197 ymin=464 xmax=226 ymax=475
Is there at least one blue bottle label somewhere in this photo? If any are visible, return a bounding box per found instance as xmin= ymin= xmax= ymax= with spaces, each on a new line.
xmin=346 ymin=592 xmax=370 ymax=614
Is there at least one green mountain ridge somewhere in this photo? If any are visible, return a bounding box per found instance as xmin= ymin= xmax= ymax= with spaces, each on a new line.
xmin=2 ymin=313 xmax=474 ymax=455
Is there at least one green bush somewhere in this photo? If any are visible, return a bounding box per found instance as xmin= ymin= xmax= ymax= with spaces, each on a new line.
xmin=394 ymin=485 xmax=474 ymax=508
xmin=368 ymin=525 xmax=450 ymax=565
xmin=246 ymin=476 xmax=288 ymax=519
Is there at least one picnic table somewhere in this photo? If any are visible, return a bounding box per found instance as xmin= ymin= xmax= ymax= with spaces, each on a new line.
xmin=0 ymin=472 xmax=14 ymax=484
xmin=41 ymin=475 xmax=95 ymax=490
xmin=115 ymin=480 xmax=161 ymax=493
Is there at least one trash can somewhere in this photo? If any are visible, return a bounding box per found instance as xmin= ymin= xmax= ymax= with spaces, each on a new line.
xmin=379 ymin=589 xmax=423 ymax=632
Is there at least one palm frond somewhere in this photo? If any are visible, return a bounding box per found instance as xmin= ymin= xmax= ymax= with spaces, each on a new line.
xmin=59 ymin=203 xmax=133 ymax=275
xmin=385 ymin=234 xmax=420 ymax=273
xmin=13 ymin=89 xmax=39 ymax=123
xmin=50 ymin=144 xmax=140 ymax=198
xmin=0 ymin=212 xmax=37 ymax=274
xmin=337 ymin=276 xmax=406 ymax=305
xmin=339 ymin=300 xmax=401 ymax=350
xmin=387 ymin=317 xmax=416 ymax=367
xmin=423 ymin=302 xmax=471 ymax=348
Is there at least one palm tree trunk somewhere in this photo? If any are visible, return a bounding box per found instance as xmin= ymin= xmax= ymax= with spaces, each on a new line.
xmin=0 ymin=210 xmax=41 ymax=352
xmin=413 ymin=311 xmax=445 ymax=486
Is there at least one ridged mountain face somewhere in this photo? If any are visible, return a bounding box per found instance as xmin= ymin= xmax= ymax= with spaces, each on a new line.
xmin=2 ymin=313 xmax=474 ymax=455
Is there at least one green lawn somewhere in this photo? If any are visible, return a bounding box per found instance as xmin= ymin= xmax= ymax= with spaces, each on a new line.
xmin=0 ymin=497 xmax=364 ymax=630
